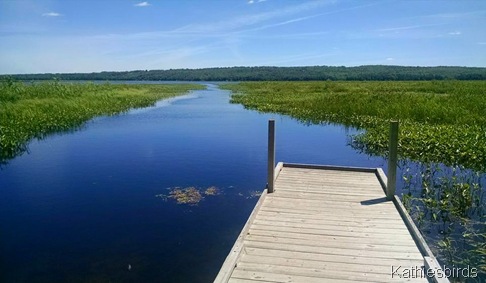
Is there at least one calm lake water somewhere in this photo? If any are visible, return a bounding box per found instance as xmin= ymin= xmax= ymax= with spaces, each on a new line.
xmin=1 ymin=83 xmax=392 ymax=282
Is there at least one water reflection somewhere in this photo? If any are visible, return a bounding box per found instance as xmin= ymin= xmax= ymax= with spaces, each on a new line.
xmin=0 ymin=83 xmax=386 ymax=282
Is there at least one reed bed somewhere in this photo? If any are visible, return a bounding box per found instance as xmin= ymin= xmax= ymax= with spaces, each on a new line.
xmin=0 ymin=79 xmax=204 ymax=162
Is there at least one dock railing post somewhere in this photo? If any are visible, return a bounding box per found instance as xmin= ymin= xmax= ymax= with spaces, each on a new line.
xmin=267 ymin=119 xmax=276 ymax=193
xmin=387 ymin=120 xmax=399 ymax=200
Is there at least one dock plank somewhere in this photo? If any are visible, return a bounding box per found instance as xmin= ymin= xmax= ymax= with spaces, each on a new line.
xmin=214 ymin=164 xmax=434 ymax=282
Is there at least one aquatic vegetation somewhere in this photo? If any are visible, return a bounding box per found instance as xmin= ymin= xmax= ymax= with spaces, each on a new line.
xmin=223 ymin=81 xmax=486 ymax=172
xmin=204 ymin=186 xmax=219 ymax=196
xmin=401 ymin=163 xmax=486 ymax=278
xmin=169 ymin=187 xmax=203 ymax=205
xmin=0 ymin=78 xmax=204 ymax=163
xmin=157 ymin=186 xmax=221 ymax=205
xmin=156 ymin=186 xmax=263 ymax=205
xmin=351 ymin=121 xmax=486 ymax=173
xmin=222 ymin=80 xmax=486 ymax=279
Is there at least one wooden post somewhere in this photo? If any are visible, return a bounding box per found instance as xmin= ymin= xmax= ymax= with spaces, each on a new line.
xmin=387 ymin=121 xmax=399 ymax=200
xmin=267 ymin=119 xmax=276 ymax=193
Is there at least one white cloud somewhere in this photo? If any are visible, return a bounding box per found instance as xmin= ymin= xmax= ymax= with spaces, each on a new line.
xmin=134 ymin=2 xmax=151 ymax=7
xmin=386 ymin=57 xmax=394 ymax=61
xmin=248 ymin=0 xmax=267 ymax=5
xmin=42 ymin=12 xmax=61 ymax=17
xmin=176 ymin=0 xmax=335 ymax=34
xmin=448 ymin=31 xmax=461 ymax=35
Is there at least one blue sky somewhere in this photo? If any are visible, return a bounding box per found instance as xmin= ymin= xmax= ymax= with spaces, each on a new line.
xmin=1 ymin=0 xmax=485 ymax=74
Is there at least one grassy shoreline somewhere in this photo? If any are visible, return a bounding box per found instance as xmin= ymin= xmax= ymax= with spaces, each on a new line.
xmin=0 ymin=79 xmax=204 ymax=162
xmin=221 ymin=80 xmax=486 ymax=277
xmin=222 ymin=81 xmax=486 ymax=172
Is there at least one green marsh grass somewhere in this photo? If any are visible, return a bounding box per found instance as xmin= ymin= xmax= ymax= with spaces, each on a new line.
xmin=0 ymin=79 xmax=204 ymax=162
xmin=222 ymin=80 xmax=486 ymax=279
xmin=224 ymin=81 xmax=486 ymax=171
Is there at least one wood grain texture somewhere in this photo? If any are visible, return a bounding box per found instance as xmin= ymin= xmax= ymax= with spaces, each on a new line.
xmin=214 ymin=165 xmax=435 ymax=282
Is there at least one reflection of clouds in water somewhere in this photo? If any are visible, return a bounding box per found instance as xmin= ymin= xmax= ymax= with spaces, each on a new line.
xmin=127 ymin=92 xmax=199 ymax=115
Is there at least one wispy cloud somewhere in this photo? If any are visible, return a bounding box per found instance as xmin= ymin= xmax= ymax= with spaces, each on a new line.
xmin=448 ymin=31 xmax=461 ymax=36
xmin=478 ymin=42 xmax=486 ymax=45
xmin=175 ymin=0 xmax=336 ymax=34
xmin=376 ymin=23 xmax=442 ymax=33
xmin=248 ymin=0 xmax=267 ymax=4
xmin=386 ymin=57 xmax=394 ymax=61
xmin=134 ymin=2 xmax=151 ymax=7
xmin=248 ymin=31 xmax=331 ymax=39
xmin=239 ymin=2 xmax=379 ymax=36
xmin=42 ymin=12 xmax=61 ymax=17
xmin=94 ymin=0 xmax=350 ymax=42
xmin=424 ymin=10 xmax=486 ymax=19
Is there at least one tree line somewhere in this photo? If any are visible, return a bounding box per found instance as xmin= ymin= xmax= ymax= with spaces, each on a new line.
xmin=3 ymin=65 xmax=486 ymax=81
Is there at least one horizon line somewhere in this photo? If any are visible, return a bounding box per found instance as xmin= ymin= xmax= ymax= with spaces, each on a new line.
xmin=2 ymin=64 xmax=486 ymax=76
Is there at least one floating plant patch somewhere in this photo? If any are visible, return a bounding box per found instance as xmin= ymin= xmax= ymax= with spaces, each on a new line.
xmin=204 ymin=186 xmax=219 ymax=196
xmin=156 ymin=186 xmax=221 ymax=205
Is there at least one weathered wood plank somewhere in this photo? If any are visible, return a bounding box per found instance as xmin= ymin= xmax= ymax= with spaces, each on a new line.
xmin=244 ymin=247 xmax=424 ymax=269
xmin=267 ymin=194 xmax=392 ymax=205
xmin=238 ymin=254 xmax=398 ymax=275
xmin=245 ymin=234 xmax=420 ymax=253
xmin=260 ymin=205 xmax=399 ymax=215
xmin=243 ymin=240 xmax=424 ymax=261
xmin=261 ymin=198 xmax=393 ymax=209
xmin=249 ymin=223 xmax=414 ymax=238
xmin=274 ymin=187 xmax=386 ymax=197
xmin=275 ymin=187 xmax=381 ymax=195
xmin=276 ymin=180 xmax=379 ymax=187
xmin=276 ymin=174 xmax=379 ymax=181
xmin=255 ymin=214 xmax=408 ymax=229
xmin=251 ymin=219 xmax=411 ymax=234
xmin=247 ymin=229 xmax=418 ymax=247
xmin=235 ymin=262 xmax=397 ymax=282
xmin=233 ymin=265 xmax=427 ymax=283
xmin=276 ymin=176 xmax=375 ymax=183
xmin=228 ymin=278 xmax=274 ymax=283
xmin=231 ymin=269 xmax=368 ymax=283
xmin=257 ymin=209 xmax=405 ymax=222
xmin=215 ymin=164 xmax=445 ymax=283
xmin=259 ymin=206 xmax=403 ymax=220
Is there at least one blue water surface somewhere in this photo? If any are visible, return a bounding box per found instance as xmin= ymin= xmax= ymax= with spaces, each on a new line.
xmin=0 ymin=83 xmax=386 ymax=282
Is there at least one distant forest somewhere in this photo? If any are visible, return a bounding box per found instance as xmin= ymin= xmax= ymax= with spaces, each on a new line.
xmin=3 ymin=65 xmax=486 ymax=81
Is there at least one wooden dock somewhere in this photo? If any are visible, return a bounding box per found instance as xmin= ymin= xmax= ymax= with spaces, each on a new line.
xmin=214 ymin=121 xmax=447 ymax=283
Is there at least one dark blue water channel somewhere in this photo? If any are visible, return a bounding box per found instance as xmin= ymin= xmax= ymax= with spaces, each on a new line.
xmin=0 ymin=83 xmax=387 ymax=282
